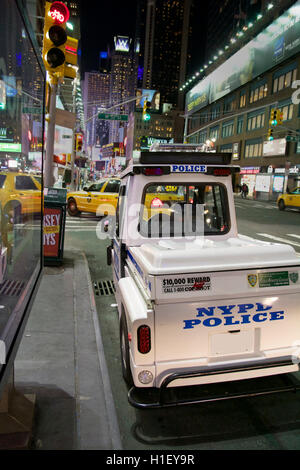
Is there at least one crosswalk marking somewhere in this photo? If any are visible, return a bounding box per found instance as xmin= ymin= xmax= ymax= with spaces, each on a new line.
xmin=286 ymin=234 xmax=300 ymax=240
xmin=256 ymin=233 xmax=300 ymax=248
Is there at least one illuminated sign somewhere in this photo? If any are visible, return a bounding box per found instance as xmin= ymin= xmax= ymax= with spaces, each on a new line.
xmin=135 ymin=89 xmax=160 ymax=111
xmin=0 ymin=143 xmax=21 ymax=152
xmin=114 ymin=36 xmax=130 ymax=52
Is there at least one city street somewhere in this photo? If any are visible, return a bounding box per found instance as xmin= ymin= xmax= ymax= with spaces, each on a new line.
xmin=63 ymin=197 xmax=300 ymax=450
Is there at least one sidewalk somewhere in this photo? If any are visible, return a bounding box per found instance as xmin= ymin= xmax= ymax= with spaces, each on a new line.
xmin=14 ymin=250 xmax=122 ymax=450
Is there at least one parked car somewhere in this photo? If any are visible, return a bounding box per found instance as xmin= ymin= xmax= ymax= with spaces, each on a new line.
xmin=67 ymin=178 xmax=121 ymax=216
xmin=107 ymin=147 xmax=300 ymax=409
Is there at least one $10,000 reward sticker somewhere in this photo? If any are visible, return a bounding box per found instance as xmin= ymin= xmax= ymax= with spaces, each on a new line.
xmin=161 ymin=275 xmax=211 ymax=294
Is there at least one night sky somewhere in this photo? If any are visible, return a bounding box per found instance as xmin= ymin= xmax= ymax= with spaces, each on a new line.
xmin=79 ymin=0 xmax=138 ymax=74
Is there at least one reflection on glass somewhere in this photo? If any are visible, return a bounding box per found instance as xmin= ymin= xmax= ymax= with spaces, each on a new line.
xmin=0 ymin=0 xmax=43 ymax=354
xmin=139 ymin=183 xmax=230 ymax=238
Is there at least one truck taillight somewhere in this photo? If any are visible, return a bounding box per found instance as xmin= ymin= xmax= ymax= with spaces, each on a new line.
xmin=151 ymin=197 xmax=164 ymax=208
xmin=137 ymin=325 xmax=151 ymax=354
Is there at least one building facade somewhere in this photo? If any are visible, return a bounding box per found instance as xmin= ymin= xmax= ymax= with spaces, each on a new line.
xmin=185 ymin=0 xmax=300 ymax=201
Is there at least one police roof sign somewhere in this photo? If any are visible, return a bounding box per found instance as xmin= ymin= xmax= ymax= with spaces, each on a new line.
xmin=171 ymin=164 xmax=207 ymax=173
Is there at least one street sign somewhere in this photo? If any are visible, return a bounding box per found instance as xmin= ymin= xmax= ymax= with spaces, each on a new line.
xmin=98 ymin=113 xmax=128 ymax=122
xmin=286 ymin=135 xmax=298 ymax=142
xmin=22 ymin=107 xmax=43 ymax=114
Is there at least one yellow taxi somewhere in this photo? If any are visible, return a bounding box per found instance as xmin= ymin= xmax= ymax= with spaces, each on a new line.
xmin=0 ymin=171 xmax=42 ymax=217
xmin=277 ymin=187 xmax=300 ymax=211
xmin=67 ymin=178 xmax=121 ymax=216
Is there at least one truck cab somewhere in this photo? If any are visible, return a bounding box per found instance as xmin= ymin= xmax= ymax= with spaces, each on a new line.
xmin=108 ymin=146 xmax=300 ymax=408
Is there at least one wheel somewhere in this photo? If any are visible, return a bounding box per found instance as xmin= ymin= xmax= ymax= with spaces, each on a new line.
xmin=120 ymin=313 xmax=133 ymax=386
xmin=67 ymin=198 xmax=81 ymax=216
xmin=278 ymin=199 xmax=285 ymax=211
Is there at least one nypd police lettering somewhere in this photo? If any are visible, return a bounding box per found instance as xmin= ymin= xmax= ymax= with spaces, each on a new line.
xmin=162 ymin=276 xmax=211 ymax=294
xmin=171 ymin=164 xmax=207 ymax=173
xmin=183 ymin=302 xmax=285 ymax=328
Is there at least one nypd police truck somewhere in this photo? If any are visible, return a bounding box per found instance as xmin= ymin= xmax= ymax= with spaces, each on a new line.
xmin=107 ymin=144 xmax=300 ymax=408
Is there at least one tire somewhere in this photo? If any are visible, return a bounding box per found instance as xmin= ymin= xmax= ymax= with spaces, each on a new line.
xmin=67 ymin=198 xmax=81 ymax=216
xmin=278 ymin=199 xmax=285 ymax=211
xmin=120 ymin=313 xmax=133 ymax=386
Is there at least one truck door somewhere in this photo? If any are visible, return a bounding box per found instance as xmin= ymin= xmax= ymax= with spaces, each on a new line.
xmin=112 ymin=181 xmax=127 ymax=285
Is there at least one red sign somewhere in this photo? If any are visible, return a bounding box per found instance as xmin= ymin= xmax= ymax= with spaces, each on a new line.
xmin=43 ymin=207 xmax=61 ymax=257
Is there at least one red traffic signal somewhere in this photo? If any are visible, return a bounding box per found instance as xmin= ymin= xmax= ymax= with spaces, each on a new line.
xmin=49 ymin=1 xmax=70 ymax=24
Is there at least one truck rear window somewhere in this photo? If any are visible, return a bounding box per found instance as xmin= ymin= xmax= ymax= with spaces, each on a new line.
xmin=139 ymin=183 xmax=230 ymax=237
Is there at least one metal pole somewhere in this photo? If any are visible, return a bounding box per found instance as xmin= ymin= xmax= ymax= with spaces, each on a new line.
xmin=44 ymin=79 xmax=57 ymax=188
xmin=183 ymin=115 xmax=189 ymax=143
xmin=70 ymin=77 xmax=77 ymax=191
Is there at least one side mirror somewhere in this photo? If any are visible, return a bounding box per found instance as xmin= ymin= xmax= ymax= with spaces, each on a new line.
xmin=83 ymin=187 xmax=88 ymax=191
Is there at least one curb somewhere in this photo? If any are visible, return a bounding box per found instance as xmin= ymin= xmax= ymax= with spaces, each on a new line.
xmin=80 ymin=251 xmax=122 ymax=450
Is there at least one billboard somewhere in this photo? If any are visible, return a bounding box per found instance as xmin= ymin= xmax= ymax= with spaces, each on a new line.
xmin=135 ymin=89 xmax=161 ymax=112
xmin=186 ymin=1 xmax=300 ymax=114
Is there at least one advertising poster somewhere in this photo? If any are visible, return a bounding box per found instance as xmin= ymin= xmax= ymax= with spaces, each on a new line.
xmin=273 ymin=175 xmax=285 ymax=192
xmin=255 ymin=174 xmax=271 ymax=193
xmin=43 ymin=207 xmax=61 ymax=258
xmin=135 ymin=89 xmax=161 ymax=111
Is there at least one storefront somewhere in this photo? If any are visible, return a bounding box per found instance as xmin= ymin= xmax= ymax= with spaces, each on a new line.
xmin=0 ymin=0 xmax=44 ymax=396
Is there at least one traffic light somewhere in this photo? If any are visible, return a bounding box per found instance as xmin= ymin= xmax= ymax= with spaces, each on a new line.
xmin=277 ymin=110 xmax=284 ymax=125
xmin=64 ymin=36 xmax=79 ymax=79
xmin=76 ymin=134 xmax=83 ymax=152
xmin=270 ymin=108 xmax=278 ymax=127
xmin=267 ymin=128 xmax=274 ymax=141
xmin=42 ymin=1 xmax=70 ymax=80
xmin=142 ymin=101 xmax=151 ymax=121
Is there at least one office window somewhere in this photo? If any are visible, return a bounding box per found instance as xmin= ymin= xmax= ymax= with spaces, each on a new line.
xmin=245 ymin=139 xmax=263 ymax=158
xmin=273 ymin=67 xmax=297 ymax=93
xmin=237 ymin=117 xmax=244 ymax=134
xmin=222 ymin=120 xmax=234 ymax=138
xmin=249 ymin=83 xmax=267 ymax=103
xmin=211 ymin=104 xmax=221 ymax=120
xmin=224 ymin=95 xmax=236 ymax=113
xmin=247 ymin=111 xmax=265 ymax=131
xmin=278 ymin=102 xmax=293 ymax=121
xmin=239 ymin=91 xmax=246 ymax=108
xmin=209 ymin=125 xmax=219 ymax=141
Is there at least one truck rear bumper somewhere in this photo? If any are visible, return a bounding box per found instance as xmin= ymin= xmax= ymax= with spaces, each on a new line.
xmin=128 ymin=356 xmax=300 ymax=409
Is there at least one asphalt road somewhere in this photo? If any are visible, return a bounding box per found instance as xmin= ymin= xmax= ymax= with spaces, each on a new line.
xmin=64 ymin=198 xmax=300 ymax=450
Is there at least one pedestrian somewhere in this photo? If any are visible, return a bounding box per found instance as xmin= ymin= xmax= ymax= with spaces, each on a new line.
xmin=241 ymin=183 xmax=249 ymax=198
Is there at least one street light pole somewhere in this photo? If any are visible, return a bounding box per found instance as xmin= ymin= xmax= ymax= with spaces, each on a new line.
xmin=70 ymin=76 xmax=78 ymax=191
xmin=44 ymin=78 xmax=57 ymax=188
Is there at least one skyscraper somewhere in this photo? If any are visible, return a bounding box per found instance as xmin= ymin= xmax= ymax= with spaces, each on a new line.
xmin=142 ymin=0 xmax=193 ymax=108
xmin=109 ymin=36 xmax=138 ymax=142
xmin=82 ymin=71 xmax=110 ymax=157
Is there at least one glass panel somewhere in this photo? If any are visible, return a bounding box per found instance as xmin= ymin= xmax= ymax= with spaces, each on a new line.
xmin=0 ymin=0 xmax=44 ymax=366
xmin=139 ymin=183 xmax=230 ymax=237
xmin=87 ymin=181 xmax=105 ymax=192
xmin=104 ymin=179 xmax=121 ymax=193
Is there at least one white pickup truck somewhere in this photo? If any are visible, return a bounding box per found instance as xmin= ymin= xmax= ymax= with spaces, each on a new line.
xmin=107 ymin=147 xmax=300 ymax=408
